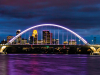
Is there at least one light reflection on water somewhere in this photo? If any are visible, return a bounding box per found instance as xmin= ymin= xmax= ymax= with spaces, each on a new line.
xmin=0 ymin=54 xmax=100 ymax=75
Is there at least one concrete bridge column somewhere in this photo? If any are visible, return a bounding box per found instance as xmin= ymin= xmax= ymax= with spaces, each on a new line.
xmin=90 ymin=46 xmax=100 ymax=53
xmin=0 ymin=46 xmax=6 ymax=53
xmin=96 ymin=48 xmax=100 ymax=52
xmin=90 ymin=47 xmax=97 ymax=52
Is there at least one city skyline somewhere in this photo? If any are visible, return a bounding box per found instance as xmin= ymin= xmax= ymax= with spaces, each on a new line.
xmin=0 ymin=0 xmax=100 ymax=74
xmin=0 ymin=24 xmax=98 ymax=44
xmin=0 ymin=0 xmax=100 ymax=44
xmin=1 ymin=28 xmax=79 ymax=45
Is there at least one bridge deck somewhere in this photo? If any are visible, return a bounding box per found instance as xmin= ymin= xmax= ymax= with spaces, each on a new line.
xmin=0 ymin=44 xmax=90 ymax=47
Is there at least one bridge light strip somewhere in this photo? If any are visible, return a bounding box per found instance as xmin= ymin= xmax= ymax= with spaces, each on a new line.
xmin=8 ymin=24 xmax=88 ymax=44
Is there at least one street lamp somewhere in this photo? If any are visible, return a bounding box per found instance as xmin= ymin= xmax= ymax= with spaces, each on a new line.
xmin=79 ymin=40 xmax=80 ymax=45
xmin=92 ymin=40 xmax=93 ymax=45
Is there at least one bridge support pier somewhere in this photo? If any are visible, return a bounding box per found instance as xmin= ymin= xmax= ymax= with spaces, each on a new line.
xmin=0 ymin=46 xmax=6 ymax=54
xmin=90 ymin=46 xmax=100 ymax=55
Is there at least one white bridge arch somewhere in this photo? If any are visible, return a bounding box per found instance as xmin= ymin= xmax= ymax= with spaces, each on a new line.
xmin=8 ymin=24 xmax=88 ymax=44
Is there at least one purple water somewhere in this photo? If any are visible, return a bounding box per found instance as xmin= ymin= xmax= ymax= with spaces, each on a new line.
xmin=0 ymin=54 xmax=100 ymax=75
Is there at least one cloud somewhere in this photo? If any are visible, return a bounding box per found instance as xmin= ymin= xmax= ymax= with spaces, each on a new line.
xmin=0 ymin=0 xmax=100 ymax=43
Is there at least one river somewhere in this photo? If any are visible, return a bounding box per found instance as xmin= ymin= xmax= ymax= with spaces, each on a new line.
xmin=0 ymin=54 xmax=100 ymax=75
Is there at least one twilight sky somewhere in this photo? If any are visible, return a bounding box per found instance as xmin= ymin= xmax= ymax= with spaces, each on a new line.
xmin=0 ymin=0 xmax=100 ymax=44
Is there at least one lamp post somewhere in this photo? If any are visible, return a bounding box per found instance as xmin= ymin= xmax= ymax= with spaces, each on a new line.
xmin=79 ymin=40 xmax=80 ymax=45
xmin=92 ymin=40 xmax=93 ymax=45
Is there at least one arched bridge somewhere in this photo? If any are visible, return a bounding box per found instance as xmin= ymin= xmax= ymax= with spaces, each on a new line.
xmin=0 ymin=24 xmax=98 ymax=54
xmin=8 ymin=24 xmax=88 ymax=44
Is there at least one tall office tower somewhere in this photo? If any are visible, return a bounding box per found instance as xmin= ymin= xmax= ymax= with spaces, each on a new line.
xmin=29 ymin=36 xmax=33 ymax=44
xmin=16 ymin=30 xmax=21 ymax=44
xmin=7 ymin=35 xmax=14 ymax=43
xmin=43 ymin=30 xmax=51 ymax=44
xmin=32 ymin=30 xmax=38 ymax=44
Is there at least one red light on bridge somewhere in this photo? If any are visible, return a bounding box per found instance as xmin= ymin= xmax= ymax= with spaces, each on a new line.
xmin=63 ymin=45 xmax=65 ymax=49
xmin=31 ymin=45 xmax=33 ymax=47
xmin=63 ymin=45 xmax=65 ymax=48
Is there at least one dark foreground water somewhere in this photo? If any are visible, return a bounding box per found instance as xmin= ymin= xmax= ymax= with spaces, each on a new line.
xmin=0 ymin=54 xmax=100 ymax=75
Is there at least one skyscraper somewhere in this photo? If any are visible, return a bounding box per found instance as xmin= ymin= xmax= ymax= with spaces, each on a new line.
xmin=32 ymin=30 xmax=38 ymax=44
xmin=43 ymin=30 xmax=52 ymax=44
xmin=29 ymin=36 xmax=33 ymax=44
xmin=7 ymin=35 xmax=14 ymax=43
xmin=16 ymin=30 xmax=21 ymax=44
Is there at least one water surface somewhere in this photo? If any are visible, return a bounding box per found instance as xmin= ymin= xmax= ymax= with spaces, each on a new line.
xmin=0 ymin=54 xmax=100 ymax=75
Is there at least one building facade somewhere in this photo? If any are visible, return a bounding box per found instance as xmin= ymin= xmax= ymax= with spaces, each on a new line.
xmin=29 ymin=36 xmax=33 ymax=44
xmin=69 ymin=39 xmax=77 ymax=45
xmin=16 ymin=30 xmax=21 ymax=44
xmin=1 ymin=39 xmax=7 ymax=44
xmin=63 ymin=41 xmax=68 ymax=45
xmin=43 ymin=30 xmax=52 ymax=44
xmin=52 ymin=39 xmax=59 ymax=44
xmin=38 ymin=40 xmax=43 ymax=44
xmin=21 ymin=38 xmax=27 ymax=44
xmin=7 ymin=35 xmax=14 ymax=43
xmin=32 ymin=30 xmax=38 ymax=44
